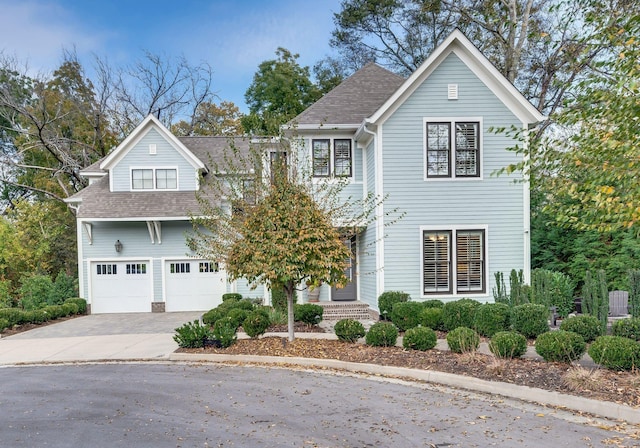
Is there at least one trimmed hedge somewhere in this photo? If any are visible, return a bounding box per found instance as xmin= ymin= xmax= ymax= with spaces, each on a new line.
xmin=535 ymin=330 xmax=586 ymax=363
xmin=222 ymin=293 xmax=243 ymax=302
xmin=390 ymin=301 xmax=423 ymax=331
xmin=420 ymin=307 xmax=445 ymax=331
xmin=402 ymin=327 xmax=437 ymax=351
xmin=611 ymin=318 xmax=640 ymax=342
xmin=173 ymin=320 xmax=214 ymax=348
xmin=489 ymin=331 xmax=527 ymax=359
xmin=0 ymin=318 xmax=10 ymax=331
xmin=0 ymin=308 xmax=26 ymax=326
xmin=334 ymin=319 xmax=366 ymax=342
xmin=588 ymin=336 xmax=640 ymax=371
xmin=474 ymin=303 xmax=511 ymax=337
xmin=64 ymin=298 xmax=87 ymax=314
xmin=421 ymin=299 xmax=444 ymax=309
xmin=446 ymin=326 xmax=480 ymax=353
xmin=442 ymin=299 xmax=481 ymax=331
xmin=378 ymin=291 xmax=410 ymax=320
xmin=559 ymin=315 xmax=603 ymax=343
xmin=365 ymin=322 xmax=398 ymax=347
xmin=242 ymin=309 xmax=271 ymax=338
xmin=510 ymin=303 xmax=549 ymax=339
xmin=294 ymin=303 xmax=323 ymax=325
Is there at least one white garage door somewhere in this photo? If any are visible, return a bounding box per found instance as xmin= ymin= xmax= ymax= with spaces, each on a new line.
xmin=90 ymin=261 xmax=152 ymax=313
xmin=165 ymin=260 xmax=226 ymax=312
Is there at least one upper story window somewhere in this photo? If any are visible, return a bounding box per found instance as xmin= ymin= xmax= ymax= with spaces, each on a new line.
xmin=425 ymin=120 xmax=480 ymax=179
xmin=131 ymin=168 xmax=178 ymax=190
xmin=312 ymin=138 xmax=352 ymax=178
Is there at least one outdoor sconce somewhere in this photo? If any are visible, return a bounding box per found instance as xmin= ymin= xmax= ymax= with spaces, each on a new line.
xmin=115 ymin=240 xmax=123 ymax=253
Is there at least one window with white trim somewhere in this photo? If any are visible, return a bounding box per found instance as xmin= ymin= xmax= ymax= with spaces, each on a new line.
xmin=96 ymin=264 xmax=117 ymax=275
xmin=426 ymin=121 xmax=480 ymax=178
xmin=170 ymin=262 xmax=190 ymax=274
xmin=126 ymin=263 xmax=147 ymax=275
xmin=131 ymin=168 xmax=177 ymax=190
xmin=423 ymin=229 xmax=485 ymax=295
xmin=312 ymin=138 xmax=352 ymax=178
xmin=199 ymin=262 xmax=219 ymax=273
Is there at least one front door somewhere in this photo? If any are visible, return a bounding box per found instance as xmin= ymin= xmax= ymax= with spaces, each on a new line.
xmin=331 ymin=236 xmax=357 ymax=301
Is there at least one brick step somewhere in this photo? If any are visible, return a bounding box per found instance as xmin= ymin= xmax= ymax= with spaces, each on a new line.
xmin=315 ymin=301 xmax=372 ymax=321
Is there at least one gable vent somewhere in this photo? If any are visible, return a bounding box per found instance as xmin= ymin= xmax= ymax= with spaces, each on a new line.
xmin=448 ymin=84 xmax=458 ymax=100
xmin=149 ymin=144 xmax=157 ymax=155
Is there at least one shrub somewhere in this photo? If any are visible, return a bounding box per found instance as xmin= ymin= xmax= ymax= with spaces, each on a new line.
xmin=23 ymin=309 xmax=49 ymax=324
xmin=390 ymin=301 xmax=423 ymax=331
xmin=213 ymin=316 xmax=238 ymax=348
xmin=334 ymin=319 xmax=366 ymax=342
xmin=421 ymin=299 xmax=444 ymax=309
xmin=0 ymin=280 xmax=13 ymax=308
xmin=202 ymin=308 xmax=226 ymax=326
xmin=222 ymin=293 xmax=243 ymax=302
xmin=19 ymin=274 xmax=53 ymax=310
xmin=489 ymin=331 xmax=527 ymax=359
xmin=50 ymin=271 xmax=78 ymax=305
xmin=365 ymin=322 xmax=398 ymax=347
xmin=612 ymin=318 xmax=640 ymax=342
xmin=529 ymin=269 xmax=574 ymax=317
xmin=232 ymin=299 xmax=256 ymax=311
xmin=0 ymin=308 xmax=26 ymax=326
xmin=43 ymin=305 xmax=65 ymax=320
xmin=294 ymin=304 xmax=323 ymax=325
xmin=61 ymin=302 xmax=79 ymax=316
xmin=474 ymin=303 xmax=511 ymax=337
xmin=420 ymin=307 xmax=445 ymax=331
xmin=442 ymin=299 xmax=481 ymax=331
xmin=242 ymin=310 xmax=271 ymax=338
xmin=535 ymin=330 xmax=586 ymax=363
xmin=588 ymin=335 xmax=640 ymax=371
xmin=0 ymin=318 xmax=9 ymax=331
xmin=266 ymin=307 xmax=287 ymax=325
xmin=64 ymin=298 xmax=87 ymax=314
xmin=378 ymin=291 xmax=410 ymax=320
xmin=446 ymin=327 xmax=480 ymax=353
xmin=403 ymin=327 xmax=437 ymax=351
xmin=559 ymin=315 xmax=603 ymax=343
xmin=582 ymin=270 xmax=609 ymax=333
xmin=173 ymin=320 xmax=214 ymax=348
xmin=510 ymin=303 xmax=549 ymax=339
xmin=226 ymin=308 xmax=249 ymax=328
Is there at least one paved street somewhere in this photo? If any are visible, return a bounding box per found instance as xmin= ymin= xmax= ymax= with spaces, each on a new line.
xmin=0 ymin=363 xmax=636 ymax=447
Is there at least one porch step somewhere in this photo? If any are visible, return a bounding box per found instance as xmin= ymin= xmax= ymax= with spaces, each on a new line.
xmin=316 ymin=301 xmax=372 ymax=321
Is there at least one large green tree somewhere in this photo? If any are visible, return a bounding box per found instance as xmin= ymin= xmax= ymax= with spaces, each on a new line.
xmin=171 ymin=101 xmax=244 ymax=136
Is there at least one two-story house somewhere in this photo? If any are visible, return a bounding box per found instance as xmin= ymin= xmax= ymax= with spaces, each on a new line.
xmin=67 ymin=29 xmax=543 ymax=314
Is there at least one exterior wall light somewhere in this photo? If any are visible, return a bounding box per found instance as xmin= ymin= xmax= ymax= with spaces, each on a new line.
xmin=115 ymin=240 xmax=123 ymax=253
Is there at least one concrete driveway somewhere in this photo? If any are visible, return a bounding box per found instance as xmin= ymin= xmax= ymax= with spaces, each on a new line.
xmin=0 ymin=312 xmax=202 ymax=365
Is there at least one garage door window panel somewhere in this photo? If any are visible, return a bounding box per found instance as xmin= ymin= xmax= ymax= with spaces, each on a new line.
xmin=126 ymin=263 xmax=147 ymax=274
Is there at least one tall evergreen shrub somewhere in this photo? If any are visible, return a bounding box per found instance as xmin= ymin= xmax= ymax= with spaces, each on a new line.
xmin=582 ymin=270 xmax=609 ymax=333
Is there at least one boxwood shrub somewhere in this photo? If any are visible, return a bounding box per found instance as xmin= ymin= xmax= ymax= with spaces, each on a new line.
xmin=390 ymin=301 xmax=423 ymax=331
xmin=422 ymin=299 xmax=444 ymax=309
xmin=334 ymin=319 xmax=366 ymax=342
xmin=294 ymin=303 xmax=323 ymax=325
xmin=0 ymin=308 xmax=26 ymax=326
xmin=227 ymin=308 xmax=250 ymax=329
xmin=489 ymin=331 xmax=527 ymax=359
xmin=365 ymin=322 xmax=398 ymax=347
xmin=446 ymin=326 xmax=480 ymax=353
xmin=611 ymin=318 xmax=640 ymax=342
xmin=0 ymin=317 xmax=10 ymax=331
xmin=242 ymin=309 xmax=271 ymax=338
xmin=420 ymin=307 xmax=445 ymax=331
xmin=378 ymin=291 xmax=410 ymax=321
xmin=535 ymin=330 xmax=586 ymax=363
xmin=559 ymin=315 xmax=603 ymax=343
xmin=475 ymin=303 xmax=511 ymax=337
xmin=442 ymin=299 xmax=481 ymax=331
xmin=402 ymin=327 xmax=437 ymax=351
xmin=588 ymin=336 xmax=640 ymax=371
xmin=510 ymin=303 xmax=549 ymax=339
xmin=173 ymin=320 xmax=214 ymax=348
xmin=24 ymin=309 xmax=49 ymax=324
xmin=222 ymin=293 xmax=243 ymax=302
xmin=64 ymin=298 xmax=87 ymax=314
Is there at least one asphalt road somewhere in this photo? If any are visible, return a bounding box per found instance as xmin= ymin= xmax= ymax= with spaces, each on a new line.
xmin=0 ymin=363 xmax=634 ymax=447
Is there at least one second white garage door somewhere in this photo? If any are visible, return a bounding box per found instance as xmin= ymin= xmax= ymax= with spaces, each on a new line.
xmin=164 ymin=260 xmax=227 ymax=312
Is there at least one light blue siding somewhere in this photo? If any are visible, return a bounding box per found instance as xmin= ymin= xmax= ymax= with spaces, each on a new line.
xmin=111 ymin=128 xmax=198 ymax=192
xmin=358 ymin=139 xmax=378 ymax=309
xmin=380 ymin=53 xmax=525 ymax=302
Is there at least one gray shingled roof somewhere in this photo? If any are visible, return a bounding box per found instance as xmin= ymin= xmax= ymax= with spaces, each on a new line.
xmin=292 ymin=62 xmax=405 ymax=127
xmin=72 ymin=136 xmax=256 ymax=219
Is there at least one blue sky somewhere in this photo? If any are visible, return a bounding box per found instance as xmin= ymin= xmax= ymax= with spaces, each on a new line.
xmin=0 ymin=0 xmax=343 ymax=111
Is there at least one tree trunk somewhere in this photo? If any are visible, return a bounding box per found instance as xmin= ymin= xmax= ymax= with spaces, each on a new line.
xmin=286 ymin=283 xmax=295 ymax=342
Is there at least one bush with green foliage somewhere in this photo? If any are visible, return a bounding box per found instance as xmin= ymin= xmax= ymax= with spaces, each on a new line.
xmin=535 ymin=330 xmax=586 ymax=363
xmin=242 ymin=309 xmax=271 ymax=338
xmin=61 ymin=302 xmax=79 ymax=316
xmin=271 ymin=284 xmax=297 ymax=312
xmin=334 ymin=319 xmax=366 ymax=342
xmin=19 ymin=274 xmax=53 ymax=310
xmin=294 ymin=303 xmax=323 ymax=325
xmin=403 ymin=326 xmax=437 ymax=351
xmin=378 ymin=291 xmax=410 ymax=320
xmin=588 ymin=335 xmax=640 ymax=371
xmin=493 ymin=269 xmax=528 ymax=307
xmin=0 ymin=317 xmax=9 ymax=331
xmin=474 ymin=303 xmax=511 ymax=337
xmin=49 ymin=271 xmax=78 ymax=305
xmin=0 ymin=280 xmax=13 ymax=308
xmin=420 ymin=307 xmax=445 ymax=331
xmin=442 ymin=299 xmax=481 ymax=331
xmin=23 ymin=309 xmax=49 ymax=324
xmin=559 ymin=315 xmax=603 ymax=343
xmin=173 ymin=320 xmax=214 ymax=348
xmin=365 ymin=322 xmax=398 ymax=347
xmin=612 ymin=318 xmax=640 ymax=342
xmin=629 ymin=270 xmax=640 ymax=318
xmin=0 ymin=308 xmax=26 ymax=326
xmin=422 ymin=299 xmax=444 ymax=309
xmin=226 ymin=308 xmax=250 ymax=328
xmin=64 ymin=298 xmax=87 ymax=314
xmin=489 ymin=331 xmax=527 ymax=359
xmin=43 ymin=305 xmax=65 ymax=320
xmin=582 ymin=270 xmax=609 ymax=333
xmin=202 ymin=308 xmax=226 ymax=326
xmin=266 ymin=307 xmax=287 ymax=325
xmin=510 ymin=303 xmax=549 ymax=338
xmin=529 ymin=269 xmax=574 ymax=317
xmin=390 ymin=301 xmax=423 ymax=331
xmin=213 ymin=316 xmax=238 ymax=348
xmin=222 ymin=293 xmax=243 ymax=302
xmin=446 ymin=327 xmax=480 ymax=353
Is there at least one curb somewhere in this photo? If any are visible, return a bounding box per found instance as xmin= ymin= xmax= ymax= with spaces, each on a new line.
xmin=169 ymin=352 xmax=640 ymax=424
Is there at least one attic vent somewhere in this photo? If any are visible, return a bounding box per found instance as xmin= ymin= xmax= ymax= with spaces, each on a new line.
xmin=149 ymin=144 xmax=157 ymax=155
xmin=448 ymin=84 xmax=458 ymax=100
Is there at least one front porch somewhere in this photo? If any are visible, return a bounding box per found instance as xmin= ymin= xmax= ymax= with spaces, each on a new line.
xmin=316 ymin=301 xmax=374 ymax=321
